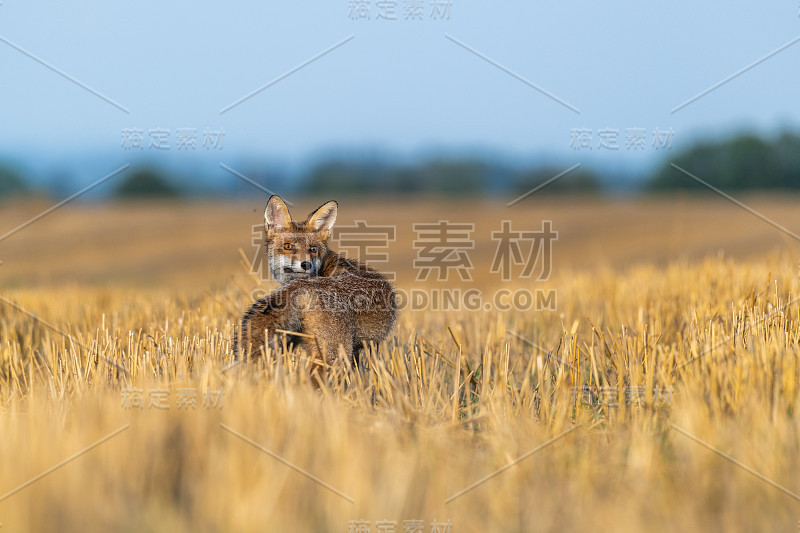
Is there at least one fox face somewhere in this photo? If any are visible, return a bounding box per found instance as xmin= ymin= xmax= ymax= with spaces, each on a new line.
xmin=264 ymin=195 xmax=337 ymax=285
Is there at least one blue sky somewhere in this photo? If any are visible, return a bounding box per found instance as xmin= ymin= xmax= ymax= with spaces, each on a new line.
xmin=1 ymin=1 xmax=799 ymax=183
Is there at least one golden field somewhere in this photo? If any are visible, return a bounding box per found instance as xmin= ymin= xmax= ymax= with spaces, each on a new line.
xmin=1 ymin=195 xmax=800 ymax=532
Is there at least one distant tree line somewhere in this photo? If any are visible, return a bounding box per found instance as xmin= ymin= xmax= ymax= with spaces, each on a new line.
xmin=1 ymin=130 xmax=799 ymax=199
xmin=0 ymin=165 xmax=29 ymax=197
xmin=648 ymin=131 xmax=800 ymax=191
xmin=113 ymin=168 xmax=180 ymax=198
xmin=304 ymin=159 xmax=602 ymax=196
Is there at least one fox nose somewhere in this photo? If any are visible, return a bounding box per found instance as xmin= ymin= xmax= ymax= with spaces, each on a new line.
xmin=300 ymin=261 xmax=313 ymax=271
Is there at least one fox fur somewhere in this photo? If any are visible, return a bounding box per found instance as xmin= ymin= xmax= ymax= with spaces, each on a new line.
xmin=234 ymin=195 xmax=397 ymax=375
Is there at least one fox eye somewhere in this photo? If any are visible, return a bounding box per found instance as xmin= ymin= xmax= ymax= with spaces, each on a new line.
xmin=309 ymin=246 xmax=318 ymax=254
xmin=282 ymin=243 xmax=293 ymax=250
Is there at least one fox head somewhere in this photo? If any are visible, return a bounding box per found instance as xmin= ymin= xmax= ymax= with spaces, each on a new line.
xmin=264 ymin=195 xmax=338 ymax=285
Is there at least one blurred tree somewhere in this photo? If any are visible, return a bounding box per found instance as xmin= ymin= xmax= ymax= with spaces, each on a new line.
xmin=113 ymin=167 xmax=179 ymax=199
xmin=773 ymin=131 xmax=800 ymax=189
xmin=306 ymin=158 xmax=491 ymax=195
xmin=0 ymin=164 xmax=29 ymax=198
xmin=512 ymin=166 xmax=601 ymax=195
xmin=422 ymin=160 xmax=490 ymax=194
xmin=386 ymin=166 xmax=425 ymax=193
xmin=306 ymin=161 xmax=380 ymax=194
xmin=648 ymin=131 xmax=800 ymax=191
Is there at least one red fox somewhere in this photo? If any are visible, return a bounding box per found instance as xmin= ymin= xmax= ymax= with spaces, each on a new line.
xmin=235 ymin=195 xmax=397 ymax=375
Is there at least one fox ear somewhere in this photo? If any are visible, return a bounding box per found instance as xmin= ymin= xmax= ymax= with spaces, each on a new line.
xmin=307 ymin=200 xmax=338 ymax=240
xmin=264 ymin=195 xmax=292 ymax=238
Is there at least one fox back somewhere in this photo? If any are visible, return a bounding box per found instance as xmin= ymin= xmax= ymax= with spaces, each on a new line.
xmin=236 ymin=195 xmax=397 ymax=376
